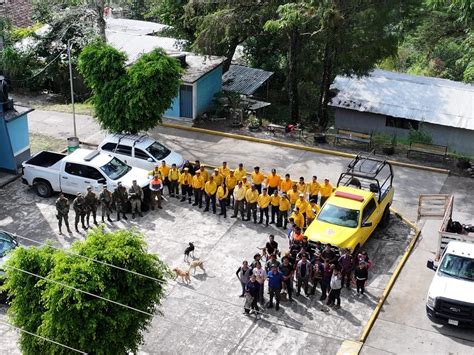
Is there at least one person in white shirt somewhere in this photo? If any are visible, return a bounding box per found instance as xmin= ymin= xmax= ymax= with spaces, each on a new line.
xmin=252 ymin=261 xmax=267 ymax=305
xmin=231 ymin=181 xmax=246 ymax=219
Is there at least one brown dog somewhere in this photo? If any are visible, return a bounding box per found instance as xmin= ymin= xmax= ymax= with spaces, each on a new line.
xmin=188 ymin=259 xmax=206 ymax=275
xmin=173 ymin=267 xmax=191 ymax=284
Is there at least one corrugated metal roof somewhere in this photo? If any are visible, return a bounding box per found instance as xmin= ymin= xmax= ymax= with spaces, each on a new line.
xmin=330 ymin=69 xmax=474 ymax=131
xmin=222 ymin=65 xmax=273 ymax=95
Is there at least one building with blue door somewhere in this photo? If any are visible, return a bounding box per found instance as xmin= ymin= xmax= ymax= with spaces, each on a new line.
xmin=107 ymin=30 xmax=224 ymax=121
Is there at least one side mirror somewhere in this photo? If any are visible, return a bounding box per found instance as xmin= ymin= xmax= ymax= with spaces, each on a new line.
xmin=427 ymin=259 xmax=437 ymax=271
xmin=362 ymin=221 xmax=373 ymax=227
xmin=97 ymin=178 xmax=106 ymax=184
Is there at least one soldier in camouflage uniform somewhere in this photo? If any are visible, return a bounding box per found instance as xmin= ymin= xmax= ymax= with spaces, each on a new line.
xmin=129 ymin=180 xmax=144 ymax=219
xmin=113 ymin=181 xmax=128 ymax=221
xmin=55 ymin=192 xmax=72 ymax=235
xmin=72 ymin=192 xmax=88 ymax=232
xmin=84 ymin=186 xmax=99 ymax=227
xmin=99 ymin=185 xmax=113 ymax=223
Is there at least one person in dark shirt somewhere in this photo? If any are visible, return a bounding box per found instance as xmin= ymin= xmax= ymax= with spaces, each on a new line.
xmin=338 ymin=249 xmax=354 ymax=288
xmin=267 ymin=265 xmax=284 ymax=310
xmin=236 ymin=260 xmax=253 ymax=297
xmin=279 ymin=256 xmax=294 ymax=301
xmin=244 ymin=275 xmax=261 ymax=317
xmin=296 ymin=254 xmax=311 ymax=296
xmin=182 ymin=160 xmax=195 ymax=175
xmin=266 ymin=253 xmax=281 ymax=272
xmin=354 ymin=261 xmax=369 ymax=295
xmin=310 ymin=254 xmax=324 ymax=295
xmin=300 ymin=236 xmax=314 ymax=258
xmin=250 ymin=253 xmax=262 ymax=268
xmin=321 ymin=243 xmax=337 ymax=264
xmin=321 ymin=262 xmax=333 ymax=301
xmin=265 ymin=234 xmax=279 ymax=256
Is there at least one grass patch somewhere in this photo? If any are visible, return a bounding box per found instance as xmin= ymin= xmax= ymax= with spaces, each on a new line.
xmin=32 ymin=102 xmax=94 ymax=116
xmin=30 ymin=133 xmax=66 ymax=154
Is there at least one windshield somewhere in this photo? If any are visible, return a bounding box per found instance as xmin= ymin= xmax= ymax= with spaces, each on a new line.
xmin=100 ymin=157 xmax=132 ymax=180
xmin=146 ymin=142 xmax=171 ymax=161
xmin=317 ymin=204 xmax=360 ymax=228
xmin=0 ymin=233 xmax=16 ymax=257
xmin=439 ymin=253 xmax=474 ymax=281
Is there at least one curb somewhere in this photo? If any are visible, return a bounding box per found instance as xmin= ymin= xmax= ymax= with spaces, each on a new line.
xmin=161 ymin=123 xmax=451 ymax=175
xmin=0 ymin=174 xmax=20 ymax=188
xmin=358 ymin=208 xmax=421 ymax=345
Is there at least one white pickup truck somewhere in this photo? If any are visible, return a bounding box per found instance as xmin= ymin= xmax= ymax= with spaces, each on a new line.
xmin=22 ymin=149 xmax=150 ymax=199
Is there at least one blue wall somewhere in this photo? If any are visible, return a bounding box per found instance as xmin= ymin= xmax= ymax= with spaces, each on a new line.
xmin=164 ymin=91 xmax=180 ymax=118
xmin=196 ymin=65 xmax=223 ymax=116
xmin=0 ymin=118 xmax=15 ymax=171
xmin=7 ymin=115 xmax=29 ymax=155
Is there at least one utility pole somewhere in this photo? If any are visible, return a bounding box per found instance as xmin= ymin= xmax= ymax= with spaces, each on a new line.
xmin=67 ymin=39 xmax=77 ymax=138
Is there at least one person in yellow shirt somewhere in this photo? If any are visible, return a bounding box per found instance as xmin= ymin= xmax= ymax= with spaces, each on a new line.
xmin=297 ymin=177 xmax=307 ymax=196
xmin=212 ymin=168 xmax=223 ymax=186
xmin=245 ymin=184 xmax=259 ymax=223
xmin=225 ymin=170 xmax=238 ymax=207
xmin=280 ymin=173 xmax=293 ymax=193
xmin=287 ymin=185 xmax=299 ymax=207
xmin=306 ymin=198 xmax=320 ymax=226
xmin=270 ymin=190 xmax=280 ymax=225
xmin=204 ymin=175 xmax=218 ymax=213
xmin=168 ymin=163 xmax=180 ymax=198
xmin=290 ymin=207 xmax=305 ymax=229
xmin=266 ymin=169 xmax=281 ymax=195
xmin=241 ymin=176 xmax=251 ymax=191
xmin=192 ymin=170 xmax=205 ymax=208
xmin=234 ymin=163 xmax=247 ymax=182
xmin=320 ymin=178 xmax=334 ymax=206
xmin=199 ymin=165 xmax=209 ymax=183
xmin=148 ymin=164 xmax=160 ymax=177
xmin=217 ymin=181 xmax=229 ymax=218
xmin=158 ymin=160 xmax=171 ymax=195
xmin=179 ymin=168 xmax=193 ymax=203
xmin=251 ymin=166 xmax=265 ymax=194
xmin=218 ymin=161 xmax=231 ymax=178
xmin=257 ymin=187 xmax=271 ymax=226
xmin=309 ymin=175 xmax=321 ymax=204
xmin=232 ymin=181 xmax=246 ymax=219
xmin=278 ymin=194 xmax=290 ymax=229
xmin=295 ymin=194 xmax=310 ymax=220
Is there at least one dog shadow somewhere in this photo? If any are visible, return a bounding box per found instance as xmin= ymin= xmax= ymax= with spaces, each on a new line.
xmin=192 ymin=273 xmax=208 ymax=281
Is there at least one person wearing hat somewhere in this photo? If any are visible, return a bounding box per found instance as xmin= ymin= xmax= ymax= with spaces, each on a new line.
xmin=309 ymin=175 xmax=321 ymax=205
xmin=290 ymin=207 xmax=305 ymax=229
xmin=234 ymin=163 xmax=247 ymax=182
xmin=216 ymin=181 xmax=229 ymax=217
xmin=84 ymin=185 xmax=99 ymax=227
xmin=72 ymin=192 xmax=88 ymax=232
xmin=149 ymin=174 xmax=164 ymax=210
xmin=270 ymin=190 xmax=280 ymax=225
xmin=168 ymin=163 xmax=180 ymax=198
xmin=212 ymin=168 xmax=223 ymax=186
xmin=306 ymin=199 xmax=320 ymax=226
xmin=179 ymin=167 xmax=193 ymax=203
xmin=198 ymin=165 xmax=209 ymax=183
xmin=266 ymin=169 xmax=281 ymax=195
xmin=295 ymin=193 xmax=309 ymax=226
xmin=320 ymin=178 xmax=334 ymax=206
xmin=129 ymin=179 xmax=144 ymax=218
xmin=251 ymin=166 xmax=264 ymax=194
xmin=112 ymin=182 xmax=128 ymax=221
xmin=231 ymin=181 xmax=246 ymax=219
xmin=99 ymin=185 xmax=113 ymax=223
xmin=245 ymin=184 xmax=259 ymax=223
xmin=192 ymin=170 xmax=205 ymax=208
xmin=204 ymin=175 xmax=218 ymax=213
xmin=55 ymin=192 xmax=72 ymax=235
xmin=295 ymin=253 xmax=311 ymax=296
xmin=257 ymin=187 xmax=271 ymax=226
xmin=267 ymin=264 xmax=284 ymax=310
xmin=278 ymin=193 xmax=290 ymax=229
xmin=280 ymin=173 xmax=293 ymax=193
xmin=225 ymin=170 xmax=237 ymax=208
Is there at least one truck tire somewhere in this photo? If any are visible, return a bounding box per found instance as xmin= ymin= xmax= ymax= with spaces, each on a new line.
xmin=380 ymin=207 xmax=390 ymax=229
xmin=35 ymin=180 xmax=53 ymax=198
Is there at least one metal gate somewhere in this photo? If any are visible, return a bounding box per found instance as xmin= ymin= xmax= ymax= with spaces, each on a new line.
xmin=179 ymin=85 xmax=193 ymax=118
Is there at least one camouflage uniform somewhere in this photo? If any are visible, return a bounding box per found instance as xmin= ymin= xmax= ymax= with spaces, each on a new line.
xmin=72 ymin=194 xmax=87 ymax=232
xmin=55 ymin=195 xmax=71 ymax=234
xmin=113 ymin=185 xmax=128 ymax=221
xmin=99 ymin=188 xmax=113 ymax=222
xmin=84 ymin=189 xmax=99 ymax=227
xmin=128 ymin=183 xmax=144 ymax=218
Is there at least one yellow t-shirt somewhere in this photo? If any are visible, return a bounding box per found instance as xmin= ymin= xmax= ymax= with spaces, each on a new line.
xmin=309 ymin=181 xmax=321 ymax=196
xmin=218 ymin=166 xmax=230 ymax=178
xmin=245 ymin=189 xmax=259 ymax=203
xmin=279 ymin=198 xmax=290 ymax=211
xmin=270 ymin=195 xmax=280 ymax=207
xmin=297 ymin=182 xmax=307 ymax=195
xmin=320 ymin=183 xmax=334 ymax=197
xmin=205 ymin=180 xmax=217 ymax=195
xmin=225 ymin=175 xmax=238 ymax=189
xmin=213 ymin=173 xmax=223 ymax=186
xmin=168 ymin=169 xmax=180 ymax=181
xmin=287 ymin=190 xmax=299 ymax=205
xmin=251 ymin=172 xmax=265 ymax=185
xmin=217 ymin=186 xmax=228 ymax=199
xmin=257 ymin=194 xmax=271 ymax=208
xmin=179 ymin=173 xmax=192 ymax=185
xmin=266 ymin=174 xmax=281 ymax=188
xmin=192 ymin=175 xmax=204 ymax=189
xmin=280 ymin=179 xmax=293 ymax=193
xmin=295 ymin=199 xmax=309 ymax=213
xmin=199 ymin=169 xmax=209 ymax=182
xmin=290 ymin=212 xmax=305 ymax=228
xmin=159 ymin=165 xmax=170 ymax=179
xmin=234 ymin=168 xmax=247 ymax=181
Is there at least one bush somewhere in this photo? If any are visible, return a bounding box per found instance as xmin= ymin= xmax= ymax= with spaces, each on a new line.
xmin=408 ymin=125 xmax=432 ymax=144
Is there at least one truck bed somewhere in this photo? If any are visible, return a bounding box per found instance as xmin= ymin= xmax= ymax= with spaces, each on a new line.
xmin=24 ymin=151 xmax=65 ymax=168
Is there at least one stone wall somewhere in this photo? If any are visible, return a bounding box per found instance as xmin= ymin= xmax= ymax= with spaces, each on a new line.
xmin=0 ymin=0 xmax=33 ymax=28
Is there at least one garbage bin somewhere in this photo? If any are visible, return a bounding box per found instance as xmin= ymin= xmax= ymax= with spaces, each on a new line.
xmin=67 ymin=137 xmax=80 ymax=153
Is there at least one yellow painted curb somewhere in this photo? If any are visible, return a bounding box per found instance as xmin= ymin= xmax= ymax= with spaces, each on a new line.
xmin=337 ymin=340 xmax=363 ymax=355
xmin=358 ymin=208 xmax=421 ymax=344
xmin=161 ymin=123 xmax=450 ymax=175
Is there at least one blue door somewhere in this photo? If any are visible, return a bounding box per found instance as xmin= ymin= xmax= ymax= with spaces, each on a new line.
xmin=180 ymin=85 xmax=193 ymax=118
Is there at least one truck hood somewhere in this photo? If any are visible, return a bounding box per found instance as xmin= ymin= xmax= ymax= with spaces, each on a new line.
xmin=111 ymin=167 xmax=150 ymax=189
xmin=305 ymin=220 xmax=355 ymax=248
xmin=428 ymin=273 xmax=474 ymax=304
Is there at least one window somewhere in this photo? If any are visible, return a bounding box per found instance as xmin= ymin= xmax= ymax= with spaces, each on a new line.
xmin=100 ymin=157 xmax=131 ymax=180
xmin=385 ymin=116 xmax=419 ymax=130
xmin=65 ymin=163 xmax=104 ymax=180
xmin=115 ymin=144 xmax=132 ymax=156
xmin=65 ymin=162 xmax=84 ymax=176
xmin=135 ymin=148 xmax=150 ymax=160
xmin=317 ymin=204 xmax=360 ymax=228
xmin=146 ymin=142 xmax=170 ymax=161
xmin=81 ymin=166 xmax=104 ymax=180
xmin=101 ymin=142 xmax=117 ymax=152
xmin=362 ymin=198 xmax=377 ymax=222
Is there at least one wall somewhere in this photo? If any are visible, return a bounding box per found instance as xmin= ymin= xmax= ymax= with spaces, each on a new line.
xmin=0 ymin=117 xmax=15 ymax=172
xmin=164 ymin=91 xmax=180 ymax=118
xmin=195 ymin=65 xmax=223 ymax=116
xmin=6 ymin=114 xmax=30 ymax=166
xmin=0 ymin=0 xmax=33 ymax=27
xmin=334 ymin=108 xmax=474 ymax=155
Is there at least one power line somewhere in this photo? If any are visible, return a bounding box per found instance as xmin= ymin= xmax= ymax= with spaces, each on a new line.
xmin=10 ymin=49 xmax=66 ymax=83
xmin=0 ymin=319 xmax=87 ymax=354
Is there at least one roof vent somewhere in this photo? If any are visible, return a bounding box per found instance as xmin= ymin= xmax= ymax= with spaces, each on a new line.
xmin=171 ymin=54 xmax=187 ymax=68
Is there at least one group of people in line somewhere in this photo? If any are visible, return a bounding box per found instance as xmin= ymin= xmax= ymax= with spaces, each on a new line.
xmin=236 ymin=233 xmax=371 ymax=317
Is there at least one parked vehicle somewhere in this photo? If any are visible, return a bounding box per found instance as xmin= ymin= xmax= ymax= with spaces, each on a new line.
xmin=21 ymin=149 xmax=150 ymax=199
xmin=0 ymin=230 xmax=19 ymax=303
xmin=426 ymin=241 xmax=474 ymax=327
xmin=305 ymin=155 xmax=394 ymax=253
xmin=98 ymin=134 xmax=184 ymax=171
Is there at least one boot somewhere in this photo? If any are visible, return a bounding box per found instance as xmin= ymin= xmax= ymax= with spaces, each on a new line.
xmin=107 ymin=216 xmax=113 ymax=223
xmin=117 ymin=213 xmax=121 ymax=221
xmin=59 ymin=228 xmax=63 ymax=235
xmin=132 ymin=213 xmax=135 ymax=219
xmin=67 ymin=227 xmax=72 ymax=234
xmin=102 ymin=217 xmax=105 ymax=223
xmin=139 ymin=212 xmax=143 ymax=217
xmin=75 ymin=224 xmax=80 ymax=233
xmin=94 ymin=219 xmax=98 ymax=226
xmin=82 ymin=224 xmax=87 ymax=230
xmin=122 ymin=214 xmax=127 ymax=220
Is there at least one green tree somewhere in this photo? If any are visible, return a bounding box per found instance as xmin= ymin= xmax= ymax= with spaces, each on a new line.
xmin=78 ymin=41 xmax=182 ymax=134
xmin=5 ymin=228 xmax=170 ymax=354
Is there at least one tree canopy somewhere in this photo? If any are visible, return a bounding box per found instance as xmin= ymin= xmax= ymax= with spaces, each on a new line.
xmin=4 ymin=227 xmax=170 ymax=355
xmin=78 ymin=41 xmax=182 ymax=134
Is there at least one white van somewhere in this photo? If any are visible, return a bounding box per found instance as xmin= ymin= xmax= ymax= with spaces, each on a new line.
xmin=98 ymin=134 xmax=185 ymax=171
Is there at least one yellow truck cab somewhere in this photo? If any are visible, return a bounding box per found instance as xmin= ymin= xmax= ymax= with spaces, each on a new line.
xmin=305 ymin=155 xmax=394 ymax=254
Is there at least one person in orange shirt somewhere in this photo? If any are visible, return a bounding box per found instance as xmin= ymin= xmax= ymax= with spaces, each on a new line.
xmin=287 ymin=185 xmax=299 ymax=207
xmin=234 ymin=163 xmax=247 ymax=181
xmin=257 ymin=188 xmax=271 ymax=226
xmin=320 ymin=178 xmax=334 ymax=206
xmin=251 ymin=166 xmax=265 ymax=194
xmin=217 ymin=181 xmax=229 ymax=218
xmin=270 ymin=190 xmax=280 ymax=225
xmin=218 ymin=161 xmax=231 ymax=178
xmin=225 ymin=170 xmax=237 ymax=207
xmin=280 ymin=173 xmax=293 ymax=193
xmin=266 ymin=169 xmax=281 ymax=195
xmin=291 ymin=226 xmax=304 ymax=244
xmin=309 ymin=175 xmax=321 ymax=204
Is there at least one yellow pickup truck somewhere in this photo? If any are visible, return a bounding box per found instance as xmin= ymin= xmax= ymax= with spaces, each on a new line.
xmin=305 ymin=155 xmax=394 ymax=254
